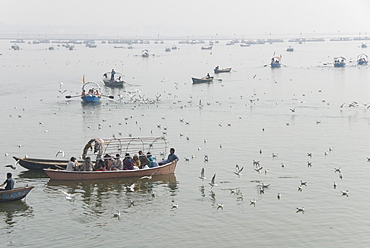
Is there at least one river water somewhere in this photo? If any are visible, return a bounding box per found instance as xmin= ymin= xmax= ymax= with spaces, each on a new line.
xmin=0 ymin=38 xmax=370 ymax=247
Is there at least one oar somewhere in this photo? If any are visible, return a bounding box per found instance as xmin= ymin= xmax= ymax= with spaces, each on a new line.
xmin=54 ymin=164 xmax=65 ymax=170
xmin=102 ymin=95 xmax=114 ymax=99
xmin=65 ymin=95 xmax=80 ymax=99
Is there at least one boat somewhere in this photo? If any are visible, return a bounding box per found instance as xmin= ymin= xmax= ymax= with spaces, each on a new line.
xmin=142 ymin=49 xmax=149 ymax=57
xmin=334 ymin=57 xmax=346 ymax=67
xmin=80 ymin=81 xmax=102 ymax=103
xmin=201 ymin=46 xmax=212 ymax=50
xmin=361 ymin=43 xmax=367 ymax=48
xmin=240 ymin=43 xmax=250 ymax=47
xmin=357 ymin=54 xmax=368 ymax=65
xmin=13 ymin=156 xmax=72 ymax=170
xmin=214 ymin=66 xmax=231 ymax=73
xmin=11 ymin=44 xmax=20 ymax=50
xmin=102 ymin=71 xmax=125 ymax=87
xmin=192 ymin=77 xmax=213 ymax=84
xmin=0 ymin=186 xmax=34 ymax=203
xmin=270 ymin=56 xmax=282 ymax=68
xmin=165 ymin=47 xmax=171 ymax=52
xmin=44 ymin=160 xmax=176 ymax=180
xmin=286 ymin=46 xmax=294 ymax=52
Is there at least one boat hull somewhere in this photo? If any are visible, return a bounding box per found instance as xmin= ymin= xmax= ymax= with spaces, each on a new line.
xmin=81 ymin=95 xmax=101 ymax=103
xmin=14 ymin=156 xmax=69 ymax=170
xmin=192 ymin=77 xmax=213 ymax=84
xmin=44 ymin=161 xmax=177 ymax=180
xmin=214 ymin=68 xmax=231 ymax=74
xmin=271 ymin=63 xmax=281 ymax=68
xmin=103 ymin=79 xmax=124 ymax=87
xmin=0 ymin=186 xmax=34 ymax=203
xmin=334 ymin=62 xmax=345 ymax=67
xmin=358 ymin=61 xmax=368 ymax=65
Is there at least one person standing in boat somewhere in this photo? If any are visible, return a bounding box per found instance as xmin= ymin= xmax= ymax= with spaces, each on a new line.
xmin=0 ymin=173 xmax=14 ymax=190
xmin=66 ymin=157 xmax=78 ymax=171
xmin=110 ymin=69 xmax=116 ymax=81
xmin=158 ymin=148 xmax=179 ymax=165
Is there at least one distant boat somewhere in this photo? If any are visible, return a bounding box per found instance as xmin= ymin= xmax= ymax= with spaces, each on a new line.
xmin=286 ymin=46 xmax=294 ymax=52
xmin=270 ymin=56 xmax=282 ymax=68
xmin=192 ymin=77 xmax=213 ymax=84
xmin=11 ymin=44 xmax=20 ymax=50
xmin=214 ymin=66 xmax=232 ymax=73
xmin=240 ymin=43 xmax=250 ymax=47
xmin=171 ymin=45 xmax=178 ymax=50
xmin=102 ymin=71 xmax=125 ymax=87
xmin=165 ymin=47 xmax=171 ymax=52
xmin=142 ymin=49 xmax=149 ymax=57
xmin=201 ymin=46 xmax=212 ymax=50
xmin=334 ymin=56 xmax=346 ymax=67
xmin=357 ymin=54 xmax=368 ymax=65
xmin=361 ymin=43 xmax=367 ymax=48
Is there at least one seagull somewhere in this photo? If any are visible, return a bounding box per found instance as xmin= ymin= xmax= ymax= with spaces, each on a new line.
xmin=333 ymin=182 xmax=337 ymax=189
xmin=300 ymin=180 xmax=307 ymax=186
xmin=264 ymin=169 xmax=269 ymax=175
xmin=341 ymin=190 xmax=349 ymax=197
xmin=255 ymin=167 xmax=263 ymax=173
xmin=339 ymin=174 xmax=343 ymax=180
xmin=55 ymin=150 xmax=65 ymax=158
xmin=171 ymin=203 xmax=178 ymax=209
xmin=129 ymin=200 xmax=134 ymax=207
xmin=5 ymin=164 xmax=16 ymax=170
xmin=259 ymin=187 xmax=265 ymax=194
xmin=272 ymin=153 xmax=278 ymax=158
xmin=261 ymin=183 xmax=270 ymax=188
xmin=334 ymin=167 xmax=341 ymax=173
xmin=209 ymin=174 xmax=217 ymax=188
xmin=234 ymin=164 xmax=243 ymax=177
xmin=140 ymin=171 xmax=156 ymax=180
xmin=307 ymin=161 xmax=312 ymax=167
xmin=296 ymin=207 xmax=305 ymax=213
xmin=277 ymin=193 xmax=281 ymax=199
xmin=307 ymin=152 xmax=312 ymax=157
xmin=113 ymin=210 xmax=121 ymax=218
xmin=199 ymin=168 xmax=206 ymax=181
xmin=59 ymin=189 xmax=76 ymax=200
xmin=126 ymin=183 xmax=135 ymax=192
xmin=217 ymin=203 xmax=224 ymax=210
xmin=298 ymin=186 xmax=303 ymax=192
xmin=250 ymin=199 xmax=256 ymax=206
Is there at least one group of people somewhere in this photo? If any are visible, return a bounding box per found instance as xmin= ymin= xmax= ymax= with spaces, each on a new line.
xmin=66 ymin=148 xmax=179 ymax=172
xmin=81 ymin=89 xmax=101 ymax=97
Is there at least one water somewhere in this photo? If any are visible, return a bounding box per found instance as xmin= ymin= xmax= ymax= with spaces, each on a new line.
xmin=1 ymin=39 xmax=370 ymax=247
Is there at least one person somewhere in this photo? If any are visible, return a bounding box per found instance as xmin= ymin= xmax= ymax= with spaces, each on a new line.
xmin=132 ymin=154 xmax=141 ymax=169
xmin=158 ymin=148 xmax=179 ymax=166
xmin=206 ymin=73 xmax=211 ymax=79
xmin=147 ymin=152 xmax=158 ymax=168
xmin=111 ymin=154 xmax=123 ymax=170
xmin=81 ymin=89 xmax=86 ymax=96
xmin=123 ymin=153 xmax=135 ymax=170
xmin=66 ymin=157 xmax=78 ymax=171
xmin=94 ymin=158 xmax=106 ymax=171
xmin=215 ymin=65 xmax=219 ymax=71
xmin=103 ymin=73 xmax=108 ymax=78
xmin=110 ymin=69 xmax=116 ymax=81
xmin=0 ymin=173 xmax=15 ymax=190
xmin=104 ymin=154 xmax=113 ymax=170
xmin=138 ymin=150 xmax=149 ymax=168
xmin=80 ymin=157 xmax=93 ymax=171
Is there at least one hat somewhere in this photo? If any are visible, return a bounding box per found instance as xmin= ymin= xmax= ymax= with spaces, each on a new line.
xmin=125 ymin=153 xmax=130 ymax=158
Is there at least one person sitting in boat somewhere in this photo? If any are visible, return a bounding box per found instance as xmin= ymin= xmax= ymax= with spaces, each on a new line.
xmin=80 ymin=157 xmax=93 ymax=171
xmin=66 ymin=157 xmax=78 ymax=171
xmin=111 ymin=154 xmax=123 ymax=170
xmin=206 ymin=73 xmax=211 ymax=79
xmin=158 ymin=148 xmax=179 ymax=166
xmin=88 ymin=89 xmax=93 ymax=94
xmin=111 ymin=69 xmax=116 ymax=81
xmin=215 ymin=66 xmax=219 ymax=71
xmin=104 ymin=154 xmax=113 ymax=170
xmin=93 ymin=158 xmax=106 ymax=171
xmin=123 ymin=153 xmax=135 ymax=170
xmin=95 ymin=89 xmax=101 ymax=97
xmin=147 ymin=152 xmax=158 ymax=168
xmin=132 ymin=154 xmax=141 ymax=169
xmin=81 ymin=89 xmax=86 ymax=96
xmin=0 ymin=173 xmax=14 ymax=190
xmin=138 ymin=150 xmax=150 ymax=168
xmin=118 ymin=76 xmax=121 ymax=81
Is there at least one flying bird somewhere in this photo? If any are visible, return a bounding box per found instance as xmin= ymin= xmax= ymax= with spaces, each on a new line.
xmin=234 ymin=164 xmax=243 ymax=177
xmin=199 ymin=168 xmax=206 ymax=181
xmin=209 ymin=174 xmax=217 ymax=188
xmin=140 ymin=171 xmax=157 ymax=180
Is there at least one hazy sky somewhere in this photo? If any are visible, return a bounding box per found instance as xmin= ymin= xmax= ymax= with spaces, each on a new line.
xmin=1 ymin=0 xmax=369 ymax=38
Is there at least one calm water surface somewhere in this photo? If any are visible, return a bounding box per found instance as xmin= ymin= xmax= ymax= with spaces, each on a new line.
xmin=0 ymin=39 xmax=370 ymax=247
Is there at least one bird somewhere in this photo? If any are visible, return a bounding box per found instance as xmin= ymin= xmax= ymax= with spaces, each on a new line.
xmin=113 ymin=210 xmax=121 ymax=218
xmin=140 ymin=171 xmax=156 ymax=180
xmin=272 ymin=153 xmax=278 ymax=158
xmin=341 ymin=190 xmax=349 ymax=197
xmin=300 ymin=180 xmax=307 ymax=186
xmin=59 ymin=189 xmax=76 ymax=200
xmin=126 ymin=183 xmax=135 ymax=192
xmin=259 ymin=187 xmax=265 ymax=194
xmin=250 ymin=199 xmax=256 ymax=206
xmin=217 ymin=203 xmax=224 ymax=210
xmin=129 ymin=200 xmax=134 ymax=207
xmin=209 ymin=174 xmax=217 ymax=188
xmin=298 ymin=186 xmax=303 ymax=192
xmin=55 ymin=150 xmax=65 ymax=158
xmin=255 ymin=167 xmax=263 ymax=173
xmin=334 ymin=167 xmax=341 ymax=173
xmin=307 ymin=152 xmax=312 ymax=157
xmin=199 ymin=168 xmax=206 ymax=181
xmin=333 ymin=182 xmax=337 ymax=189
xmin=261 ymin=183 xmax=270 ymax=188
xmin=171 ymin=203 xmax=178 ymax=209
xmin=296 ymin=207 xmax=305 ymax=213
xmin=277 ymin=193 xmax=281 ymax=199
xmin=234 ymin=164 xmax=243 ymax=177
xmin=339 ymin=174 xmax=343 ymax=180
xmin=5 ymin=164 xmax=16 ymax=170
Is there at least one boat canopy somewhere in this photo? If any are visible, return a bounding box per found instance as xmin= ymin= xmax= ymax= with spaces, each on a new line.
xmin=82 ymin=136 xmax=167 ymax=160
xmin=82 ymin=81 xmax=101 ymax=91
xmin=334 ymin=56 xmax=346 ymax=61
xmin=357 ymin=54 xmax=368 ymax=61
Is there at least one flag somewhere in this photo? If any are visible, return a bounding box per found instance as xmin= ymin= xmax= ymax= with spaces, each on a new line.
xmin=82 ymin=75 xmax=86 ymax=84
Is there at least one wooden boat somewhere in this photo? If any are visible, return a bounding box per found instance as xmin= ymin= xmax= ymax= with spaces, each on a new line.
xmin=357 ymin=54 xmax=368 ymax=65
xmin=0 ymin=186 xmax=34 ymax=203
xmin=286 ymin=46 xmax=294 ymax=52
xmin=192 ymin=77 xmax=213 ymax=84
xmin=103 ymin=79 xmax=125 ymax=87
xmin=44 ymin=160 xmax=177 ymax=180
xmin=13 ymin=156 xmax=71 ymax=170
xmin=334 ymin=56 xmax=346 ymax=67
xmin=214 ymin=67 xmax=231 ymax=73
xmin=270 ymin=56 xmax=282 ymax=68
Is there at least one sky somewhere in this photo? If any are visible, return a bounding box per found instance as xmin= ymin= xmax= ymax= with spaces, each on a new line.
xmin=1 ymin=0 xmax=369 ymax=38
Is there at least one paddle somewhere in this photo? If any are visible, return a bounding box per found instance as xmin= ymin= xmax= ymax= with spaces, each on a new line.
xmin=65 ymin=95 xmax=80 ymax=99
xmin=102 ymin=95 xmax=114 ymax=99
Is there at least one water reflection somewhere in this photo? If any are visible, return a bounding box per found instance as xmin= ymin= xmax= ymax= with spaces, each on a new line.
xmin=0 ymin=201 xmax=33 ymax=229
xmin=18 ymin=170 xmax=49 ymax=179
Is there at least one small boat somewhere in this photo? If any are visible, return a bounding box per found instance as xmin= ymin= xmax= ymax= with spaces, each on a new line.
xmin=286 ymin=46 xmax=294 ymax=52
xmin=357 ymin=54 xmax=368 ymax=65
xmin=81 ymin=81 xmax=102 ymax=103
xmin=142 ymin=49 xmax=149 ymax=57
xmin=361 ymin=43 xmax=367 ymax=48
xmin=165 ymin=47 xmax=171 ymax=52
xmin=334 ymin=57 xmax=346 ymax=67
xmin=192 ymin=77 xmax=213 ymax=84
xmin=44 ymin=161 xmax=176 ymax=180
xmin=270 ymin=56 xmax=282 ymax=68
xmin=102 ymin=71 xmax=125 ymax=88
xmin=240 ymin=43 xmax=250 ymax=47
xmin=214 ymin=67 xmax=231 ymax=74
xmin=11 ymin=44 xmax=20 ymax=50
xmin=14 ymin=156 xmax=71 ymax=170
xmin=0 ymin=186 xmax=34 ymax=203
xmin=201 ymin=46 xmax=212 ymax=50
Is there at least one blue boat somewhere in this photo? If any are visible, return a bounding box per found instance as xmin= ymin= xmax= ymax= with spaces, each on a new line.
xmin=0 ymin=186 xmax=34 ymax=203
xmin=81 ymin=82 xmax=102 ymax=103
xmin=270 ymin=56 xmax=281 ymax=68
xmin=334 ymin=57 xmax=346 ymax=67
xmin=357 ymin=54 xmax=368 ymax=65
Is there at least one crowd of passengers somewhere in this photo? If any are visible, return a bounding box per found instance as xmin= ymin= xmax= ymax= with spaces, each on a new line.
xmin=66 ymin=148 xmax=178 ymax=172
